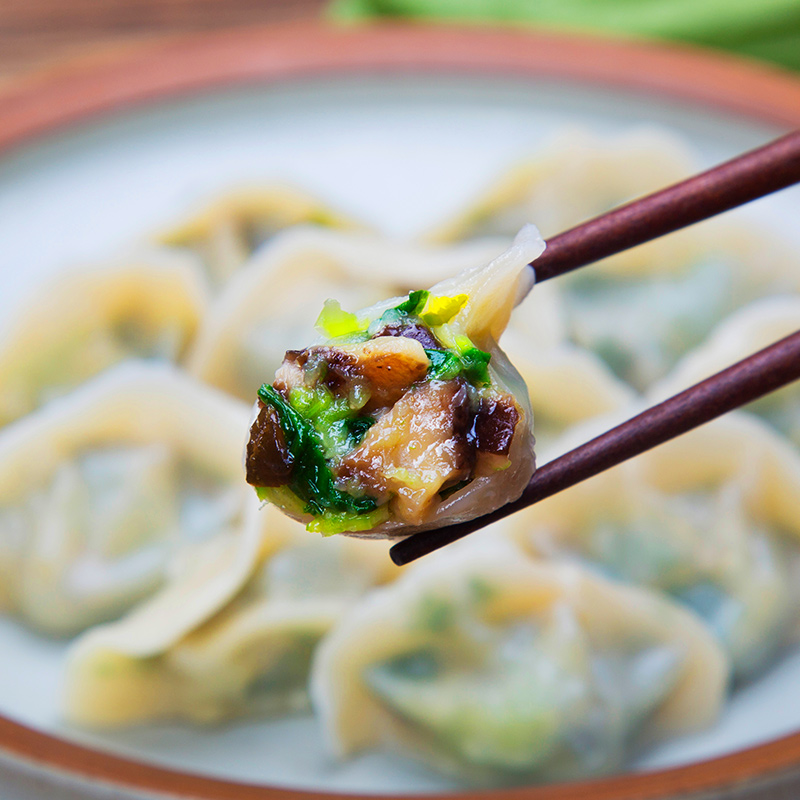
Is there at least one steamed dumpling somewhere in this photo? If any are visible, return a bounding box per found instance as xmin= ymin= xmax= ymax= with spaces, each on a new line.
xmin=510 ymin=412 xmax=800 ymax=679
xmin=530 ymin=217 xmax=791 ymax=392
xmin=555 ymin=256 xmax=742 ymax=390
xmin=499 ymin=280 xmax=634 ymax=449
xmin=188 ymin=226 xmax=508 ymax=403
xmin=0 ymin=251 xmax=207 ymax=428
xmin=64 ymin=505 xmax=396 ymax=727
xmin=156 ymin=186 xmax=364 ymax=287
xmin=310 ymin=537 xmax=728 ymax=785
xmin=0 ymin=362 xmax=250 ymax=636
xmin=245 ymin=226 xmax=542 ymax=537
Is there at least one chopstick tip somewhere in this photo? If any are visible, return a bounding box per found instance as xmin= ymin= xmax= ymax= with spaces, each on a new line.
xmin=389 ymin=539 xmax=413 ymax=567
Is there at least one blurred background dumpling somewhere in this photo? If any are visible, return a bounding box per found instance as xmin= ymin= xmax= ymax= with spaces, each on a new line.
xmin=64 ymin=505 xmax=398 ymax=726
xmin=155 ymin=185 xmax=366 ymax=288
xmin=188 ymin=226 xmax=508 ymax=403
xmin=509 ymin=412 xmax=800 ymax=679
xmin=0 ymin=251 xmax=208 ymax=428
xmin=0 ymin=362 xmax=250 ymax=635
xmin=311 ymin=537 xmax=728 ymax=785
xmin=652 ymin=296 xmax=800 ymax=449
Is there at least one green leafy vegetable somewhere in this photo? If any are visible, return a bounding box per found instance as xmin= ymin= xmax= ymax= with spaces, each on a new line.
xmin=288 ymin=385 xmax=334 ymax=417
xmin=344 ymin=415 xmax=376 ymax=445
xmin=460 ymin=346 xmax=492 ymax=386
xmin=395 ymin=290 xmax=430 ymax=316
xmin=425 ymin=349 xmax=463 ymax=381
xmin=289 ymin=386 xmax=374 ymax=460
xmin=365 ymin=289 xmax=492 ymax=386
xmin=257 ymin=384 xmax=376 ymax=517
xmin=371 ymin=289 xmax=431 ymax=333
xmin=438 ymin=478 xmax=471 ymax=500
xmin=424 ymin=346 xmax=491 ymax=386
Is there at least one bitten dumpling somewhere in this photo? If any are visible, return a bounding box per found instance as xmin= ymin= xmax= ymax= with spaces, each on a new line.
xmin=0 ymin=362 xmax=250 ymax=636
xmin=510 ymin=411 xmax=800 ymax=679
xmin=310 ymin=537 xmax=728 ymax=785
xmin=64 ymin=505 xmax=396 ymax=726
xmin=0 ymin=251 xmax=207 ymax=428
xmin=244 ymin=226 xmax=543 ymax=537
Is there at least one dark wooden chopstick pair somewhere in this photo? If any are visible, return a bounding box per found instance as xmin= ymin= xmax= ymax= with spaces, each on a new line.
xmin=390 ymin=129 xmax=800 ymax=567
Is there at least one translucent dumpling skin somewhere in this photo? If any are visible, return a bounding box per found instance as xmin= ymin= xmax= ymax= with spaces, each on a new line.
xmin=244 ymin=227 xmax=543 ymax=538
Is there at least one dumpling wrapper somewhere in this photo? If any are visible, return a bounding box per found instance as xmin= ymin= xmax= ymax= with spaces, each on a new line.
xmin=551 ymin=225 xmax=794 ymax=391
xmin=0 ymin=250 xmax=207 ymax=428
xmin=509 ymin=411 xmax=800 ymax=678
xmin=0 ymin=361 xmax=250 ymax=636
xmin=64 ymin=505 xmax=397 ymax=726
xmin=156 ymin=185 xmax=364 ymax=288
xmin=246 ymin=225 xmax=543 ymax=537
xmin=310 ymin=536 xmax=728 ymax=785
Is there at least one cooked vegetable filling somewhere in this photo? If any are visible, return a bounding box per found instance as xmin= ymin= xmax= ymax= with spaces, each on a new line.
xmin=245 ymin=290 xmax=523 ymax=534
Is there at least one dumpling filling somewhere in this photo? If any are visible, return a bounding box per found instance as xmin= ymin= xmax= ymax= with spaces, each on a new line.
xmin=248 ymin=295 xmax=523 ymax=535
xmin=244 ymin=227 xmax=542 ymax=537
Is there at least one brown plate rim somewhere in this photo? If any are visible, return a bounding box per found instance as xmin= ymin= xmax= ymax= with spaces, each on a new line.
xmin=1 ymin=19 xmax=800 ymax=800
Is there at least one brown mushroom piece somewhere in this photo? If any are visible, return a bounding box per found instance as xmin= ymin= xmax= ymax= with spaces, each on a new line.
xmin=245 ymin=403 xmax=294 ymax=487
xmin=275 ymin=336 xmax=431 ymax=412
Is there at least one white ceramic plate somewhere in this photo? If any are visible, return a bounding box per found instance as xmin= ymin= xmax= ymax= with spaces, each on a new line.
xmin=1 ymin=23 xmax=800 ymax=799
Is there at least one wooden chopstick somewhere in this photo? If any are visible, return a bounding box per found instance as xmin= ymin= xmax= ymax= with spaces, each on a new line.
xmin=389 ymin=131 xmax=800 ymax=565
xmin=531 ymin=130 xmax=800 ymax=282
xmin=390 ymin=329 xmax=800 ymax=566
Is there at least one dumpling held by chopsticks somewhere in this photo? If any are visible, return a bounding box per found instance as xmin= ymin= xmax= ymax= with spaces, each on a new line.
xmin=245 ymin=226 xmax=544 ymax=538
